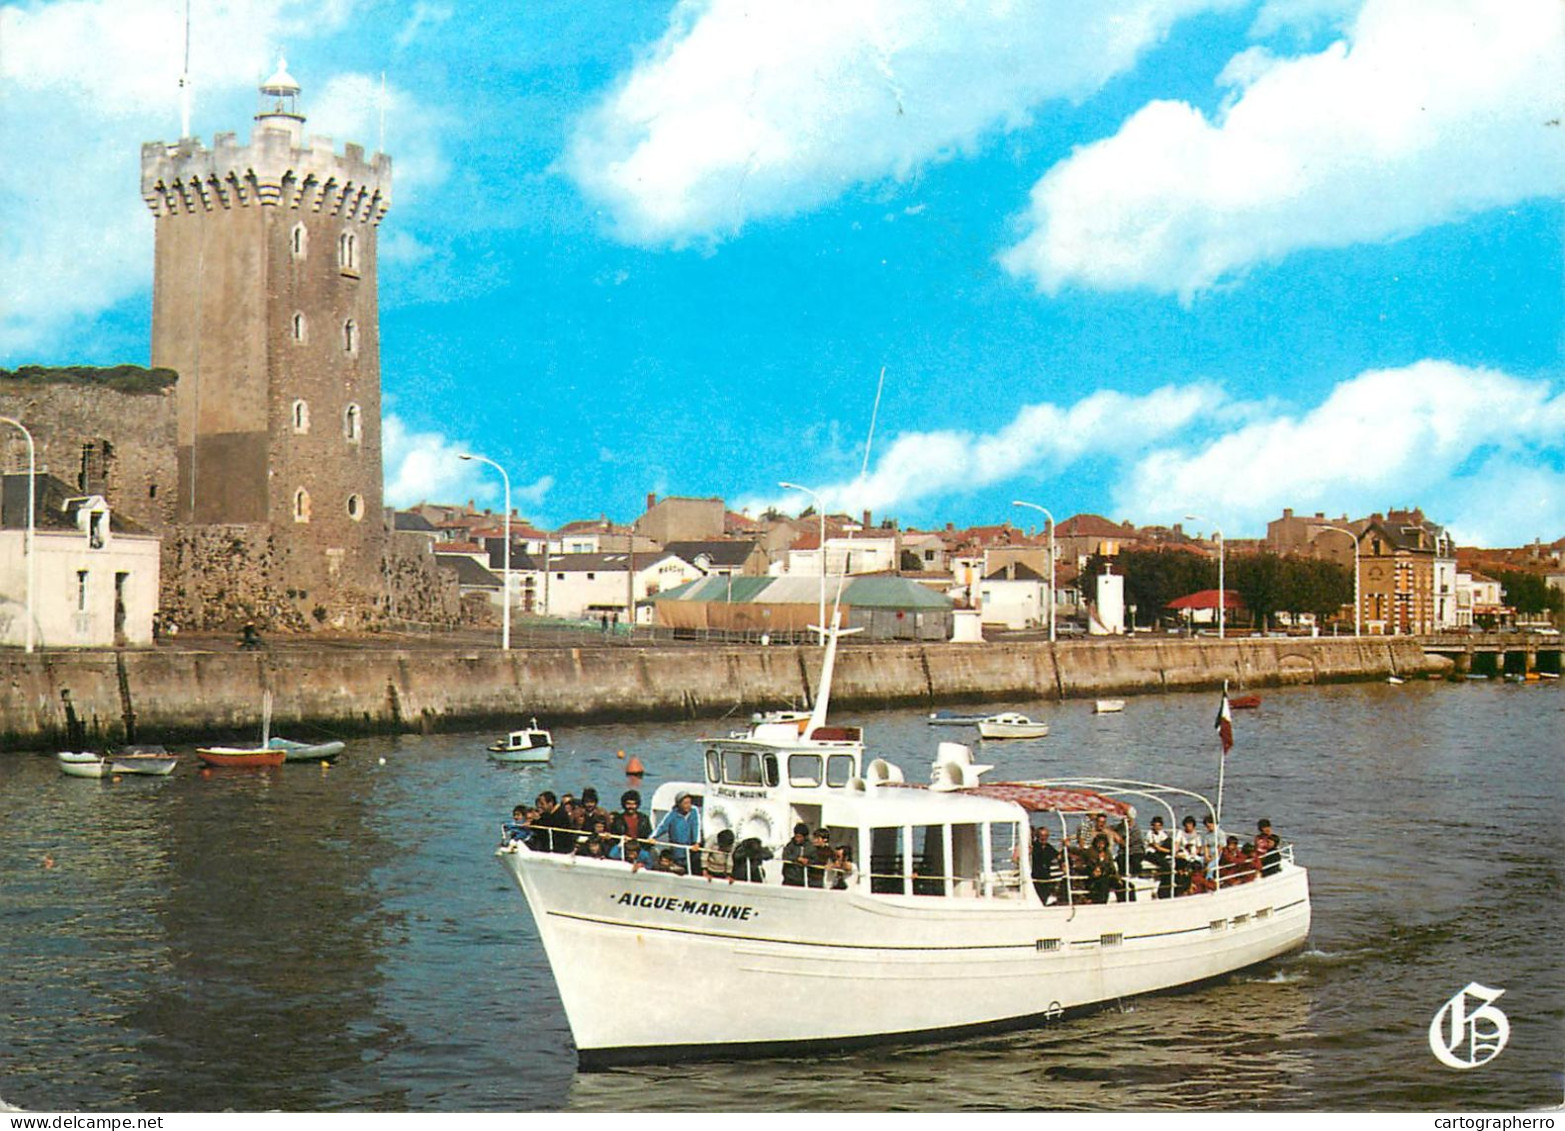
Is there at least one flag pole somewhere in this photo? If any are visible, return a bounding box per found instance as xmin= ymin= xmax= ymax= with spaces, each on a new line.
xmin=1215 ymin=679 xmax=1232 ymax=823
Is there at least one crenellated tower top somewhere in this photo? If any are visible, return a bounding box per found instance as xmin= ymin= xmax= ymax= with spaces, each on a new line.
xmin=141 ymin=62 xmax=391 ymax=223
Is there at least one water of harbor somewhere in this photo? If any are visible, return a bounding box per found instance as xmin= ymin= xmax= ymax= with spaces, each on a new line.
xmin=1 ymin=678 xmax=1560 ymax=1113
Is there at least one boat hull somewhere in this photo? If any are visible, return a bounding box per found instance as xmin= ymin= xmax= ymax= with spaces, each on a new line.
xmin=977 ymin=724 xmax=1050 ymax=739
xmin=110 ymin=755 xmax=178 ymax=776
xmin=267 ymin=737 xmax=346 ymax=762
xmin=57 ymin=752 xmax=108 ymax=778
xmin=196 ymin=747 xmax=286 ymax=767
xmin=487 ymin=745 xmax=553 ymax=763
xmin=497 ymin=847 xmax=1310 ymax=1064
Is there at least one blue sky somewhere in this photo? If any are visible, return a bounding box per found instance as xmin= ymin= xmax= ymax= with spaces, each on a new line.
xmin=2 ymin=0 xmax=1561 ymax=545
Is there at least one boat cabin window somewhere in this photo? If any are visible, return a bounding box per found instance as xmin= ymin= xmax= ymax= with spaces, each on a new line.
xmin=705 ymin=747 xmax=772 ymax=787
xmin=913 ymin=824 xmax=947 ymax=897
xmin=788 ymin=753 xmax=822 ymax=787
xmin=825 ymin=754 xmax=855 ymax=787
xmin=950 ymin=823 xmax=982 ymax=895
xmin=870 ymin=826 xmax=905 ymax=895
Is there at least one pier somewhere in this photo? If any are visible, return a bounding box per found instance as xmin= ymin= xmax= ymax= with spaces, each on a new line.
xmin=0 ymin=634 xmax=1443 ymax=749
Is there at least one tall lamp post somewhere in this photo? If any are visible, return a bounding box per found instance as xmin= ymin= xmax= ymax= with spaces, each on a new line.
xmin=459 ymin=453 xmax=511 ymax=651
xmin=1317 ymin=524 xmax=1361 ymax=637
xmin=779 ymin=481 xmax=826 ymax=645
xmin=1186 ymin=514 xmax=1224 ymax=639
xmin=0 ymin=416 xmax=36 ymax=653
xmin=1011 ymin=500 xmax=1056 ymax=643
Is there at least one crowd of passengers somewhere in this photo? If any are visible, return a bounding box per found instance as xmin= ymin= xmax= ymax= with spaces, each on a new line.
xmin=503 ymin=787 xmax=858 ymax=886
xmin=502 ymin=787 xmax=1281 ymax=901
xmin=1028 ymin=811 xmax=1283 ymax=904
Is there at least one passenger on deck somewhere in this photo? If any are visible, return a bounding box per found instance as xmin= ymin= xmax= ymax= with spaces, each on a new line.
xmin=1201 ymin=814 xmax=1225 ymax=878
xmin=619 ymin=837 xmax=655 ymax=869
xmin=577 ymin=814 xmax=611 ymax=853
xmin=1116 ymin=809 xmax=1145 ymax=876
xmin=781 ymin=823 xmax=812 ymax=887
xmin=575 ymin=834 xmax=611 ymax=860
xmin=1030 ymin=825 xmax=1062 ymax=905
xmin=502 ymin=804 xmax=532 ymax=845
xmin=1175 ymin=816 xmax=1205 ymax=870
xmin=649 ymin=792 xmax=702 ymax=873
xmin=1173 ymin=858 xmax=1194 ymax=897
xmin=1086 ymin=833 xmax=1120 ymax=903
xmin=731 ymin=837 xmax=772 ymax=883
xmin=1187 ymin=861 xmax=1216 ymax=895
xmin=1219 ymin=835 xmax=1253 ymax=884
xmin=1145 ymin=816 xmax=1173 ymax=897
xmin=529 ymin=792 xmax=576 ymax=854
xmin=578 ymin=788 xmax=610 ymax=832
xmin=651 ymin=848 xmax=687 ymax=876
xmin=808 ymin=828 xmax=834 ymax=889
xmin=826 ymin=844 xmax=855 ymax=890
xmin=610 ymin=790 xmax=653 ymax=848
xmin=1077 ymin=811 xmax=1119 ymax=850
xmin=1256 ymin=818 xmax=1281 ymax=876
xmin=703 ymin=829 xmax=736 ymax=883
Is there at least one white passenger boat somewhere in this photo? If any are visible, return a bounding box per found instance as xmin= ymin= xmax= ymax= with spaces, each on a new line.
xmin=495 ymin=620 xmax=1310 ymax=1066
xmin=488 ymin=720 xmax=554 ymax=763
xmin=976 ymin=712 xmax=1050 ymax=739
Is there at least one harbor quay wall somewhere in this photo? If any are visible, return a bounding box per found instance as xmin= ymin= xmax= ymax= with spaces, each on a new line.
xmin=0 ymin=636 xmax=1439 ymax=750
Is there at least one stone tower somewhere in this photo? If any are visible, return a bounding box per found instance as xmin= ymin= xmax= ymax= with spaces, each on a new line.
xmin=140 ymin=61 xmax=392 ymax=626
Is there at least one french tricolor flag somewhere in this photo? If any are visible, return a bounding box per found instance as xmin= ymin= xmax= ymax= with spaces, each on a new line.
xmin=1215 ymin=689 xmax=1234 ymax=756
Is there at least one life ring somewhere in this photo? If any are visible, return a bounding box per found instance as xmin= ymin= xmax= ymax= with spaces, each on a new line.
xmin=738 ymin=809 xmax=775 ymax=845
xmin=705 ymin=804 xmax=733 ymax=834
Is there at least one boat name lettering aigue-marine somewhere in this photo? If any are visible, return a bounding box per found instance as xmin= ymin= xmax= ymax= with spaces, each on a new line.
xmin=617 ymin=893 xmax=757 ymax=920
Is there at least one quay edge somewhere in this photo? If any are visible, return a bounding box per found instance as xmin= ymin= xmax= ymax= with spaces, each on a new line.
xmin=0 ymin=636 xmax=1442 ymax=751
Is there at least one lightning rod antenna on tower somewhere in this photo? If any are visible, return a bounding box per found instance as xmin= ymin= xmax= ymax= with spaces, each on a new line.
xmin=179 ymin=0 xmax=192 ymax=138
xmin=379 ymin=71 xmax=387 ymax=155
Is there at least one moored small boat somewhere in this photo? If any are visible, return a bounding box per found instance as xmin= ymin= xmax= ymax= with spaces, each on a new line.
xmin=266 ymin=736 xmax=346 ymax=762
xmin=488 ymin=719 xmax=553 ymax=763
xmin=196 ymin=745 xmax=287 ymax=768
xmin=927 ymin=710 xmax=990 ymax=726
xmin=110 ymin=745 xmax=179 ymax=776
xmin=1228 ymin=695 xmax=1262 ymax=710
xmin=56 ymin=751 xmax=109 ymax=778
xmin=976 ymin=712 xmax=1050 ymax=739
xmin=1093 ymin=699 xmax=1126 ymax=714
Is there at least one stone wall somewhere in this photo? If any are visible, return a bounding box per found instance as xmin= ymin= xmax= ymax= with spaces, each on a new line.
xmin=0 ymin=636 xmax=1439 ymax=749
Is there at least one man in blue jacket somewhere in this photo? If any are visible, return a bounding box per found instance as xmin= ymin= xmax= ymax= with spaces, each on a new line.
xmin=650 ymin=792 xmax=702 ymax=873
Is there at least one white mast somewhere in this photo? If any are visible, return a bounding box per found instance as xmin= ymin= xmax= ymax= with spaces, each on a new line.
xmin=178 ymin=0 xmax=192 ymax=138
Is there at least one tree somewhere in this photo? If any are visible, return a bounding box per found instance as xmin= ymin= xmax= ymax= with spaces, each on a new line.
xmin=1493 ymin=568 xmax=1564 ymax=618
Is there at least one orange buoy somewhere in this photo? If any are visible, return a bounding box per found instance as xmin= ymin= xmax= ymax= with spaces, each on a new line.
xmin=625 ymin=755 xmax=645 ymax=775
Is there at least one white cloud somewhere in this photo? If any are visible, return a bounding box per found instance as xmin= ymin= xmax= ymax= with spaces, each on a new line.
xmin=1114 ymin=361 xmax=1565 ymax=541
xmin=382 ymin=414 xmax=553 ymax=513
xmin=0 ymin=0 xmax=438 ymax=357
xmin=743 ymin=383 xmax=1225 ymax=517
xmin=563 ymin=0 xmax=1240 ymax=246
xmin=1002 ymin=0 xmax=1565 ymax=298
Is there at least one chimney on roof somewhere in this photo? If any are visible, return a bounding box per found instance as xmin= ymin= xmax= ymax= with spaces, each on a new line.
xmin=1283 ymin=508 xmax=1294 ymax=519
xmin=646 ymin=493 xmax=656 ymax=512
xmin=863 ymin=509 xmax=872 ymax=529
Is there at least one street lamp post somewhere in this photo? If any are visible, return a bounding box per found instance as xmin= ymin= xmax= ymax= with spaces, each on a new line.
xmin=1011 ymin=500 xmax=1056 ymax=643
xmin=1186 ymin=515 xmax=1224 ymax=639
xmin=1317 ymin=524 xmax=1361 ymax=637
xmin=0 ymin=416 xmax=36 ymax=653
xmin=779 ymin=481 xmax=826 ymax=645
xmin=459 ymin=453 xmax=511 ymax=651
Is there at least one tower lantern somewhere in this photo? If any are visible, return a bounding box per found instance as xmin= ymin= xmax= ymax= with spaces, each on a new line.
xmin=255 ymin=57 xmax=305 ymax=142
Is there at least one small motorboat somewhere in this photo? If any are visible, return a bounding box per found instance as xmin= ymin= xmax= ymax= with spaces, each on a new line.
xmin=266 ymin=736 xmax=346 ymax=762
xmin=57 ymin=751 xmax=109 ymax=778
xmin=976 ymin=712 xmax=1050 ymax=739
xmin=488 ymin=719 xmax=553 ymax=763
xmin=1228 ymin=695 xmax=1262 ymax=710
xmin=110 ymin=745 xmax=179 ymax=776
xmin=1093 ymin=699 xmax=1126 ymax=714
